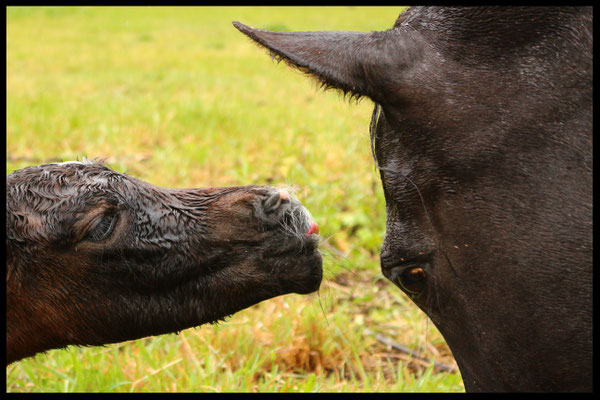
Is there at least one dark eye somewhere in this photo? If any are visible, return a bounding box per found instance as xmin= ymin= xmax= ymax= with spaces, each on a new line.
xmin=88 ymin=213 xmax=119 ymax=242
xmin=398 ymin=266 xmax=428 ymax=295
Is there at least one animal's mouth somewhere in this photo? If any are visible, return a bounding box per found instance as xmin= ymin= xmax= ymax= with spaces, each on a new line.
xmin=265 ymin=202 xmax=323 ymax=294
xmin=268 ymin=240 xmax=323 ymax=295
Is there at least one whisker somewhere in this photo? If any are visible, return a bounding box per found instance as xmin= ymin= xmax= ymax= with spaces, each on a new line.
xmin=317 ymin=290 xmax=331 ymax=329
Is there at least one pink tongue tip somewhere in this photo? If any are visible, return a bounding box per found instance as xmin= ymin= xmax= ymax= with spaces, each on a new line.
xmin=306 ymin=221 xmax=319 ymax=236
xmin=306 ymin=221 xmax=320 ymax=236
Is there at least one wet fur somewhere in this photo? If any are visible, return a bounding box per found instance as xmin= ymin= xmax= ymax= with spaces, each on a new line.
xmin=235 ymin=7 xmax=592 ymax=391
xmin=6 ymin=160 xmax=322 ymax=364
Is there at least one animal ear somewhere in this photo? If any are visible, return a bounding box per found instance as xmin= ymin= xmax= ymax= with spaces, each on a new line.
xmin=233 ymin=21 xmax=413 ymax=103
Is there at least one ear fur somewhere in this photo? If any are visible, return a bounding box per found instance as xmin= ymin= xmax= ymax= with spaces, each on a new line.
xmin=233 ymin=21 xmax=413 ymax=103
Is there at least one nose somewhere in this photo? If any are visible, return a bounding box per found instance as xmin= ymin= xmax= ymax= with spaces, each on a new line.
xmin=256 ymin=189 xmax=293 ymax=227
xmin=263 ymin=189 xmax=290 ymax=213
xmin=257 ymin=189 xmax=319 ymax=236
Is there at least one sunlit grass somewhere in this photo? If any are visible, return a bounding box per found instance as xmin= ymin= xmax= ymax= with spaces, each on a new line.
xmin=6 ymin=6 xmax=463 ymax=392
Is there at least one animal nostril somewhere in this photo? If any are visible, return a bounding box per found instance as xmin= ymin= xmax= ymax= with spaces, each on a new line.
xmin=279 ymin=189 xmax=290 ymax=201
xmin=263 ymin=189 xmax=290 ymax=212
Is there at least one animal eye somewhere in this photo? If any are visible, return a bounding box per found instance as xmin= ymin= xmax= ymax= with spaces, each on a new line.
xmin=398 ymin=266 xmax=427 ymax=295
xmin=88 ymin=213 xmax=119 ymax=242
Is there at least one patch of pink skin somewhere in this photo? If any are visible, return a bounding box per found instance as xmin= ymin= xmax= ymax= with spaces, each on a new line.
xmin=278 ymin=190 xmax=319 ymax=236
xmin=279 ymin=190 xmax=290 ymax=201
xmin=306 ymin=221 xmax=319 ymax=236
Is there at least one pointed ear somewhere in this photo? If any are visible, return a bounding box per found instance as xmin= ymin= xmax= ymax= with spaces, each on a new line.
xmin=233 ymin=21 xmax=417 ymax=103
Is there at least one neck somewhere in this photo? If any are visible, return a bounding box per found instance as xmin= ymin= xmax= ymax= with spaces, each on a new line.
xmin=6 ymin=291 xmax=67 ymax=365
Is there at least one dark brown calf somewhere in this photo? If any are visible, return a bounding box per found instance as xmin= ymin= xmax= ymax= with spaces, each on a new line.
xmin=6 ymin=159 xmax=323 ymax=365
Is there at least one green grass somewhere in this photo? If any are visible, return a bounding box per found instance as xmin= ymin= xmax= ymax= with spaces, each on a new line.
xmin=6 ymin=6 xmax=464 ymax=392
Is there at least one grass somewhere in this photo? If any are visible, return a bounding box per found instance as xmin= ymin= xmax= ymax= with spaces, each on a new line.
xmin=6 ymin=6 xmax=464 ymax=392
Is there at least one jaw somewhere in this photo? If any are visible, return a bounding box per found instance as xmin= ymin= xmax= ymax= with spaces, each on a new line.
xmin=99 ymin=240 xmax=323 ymax=342
xmin=274 ymin=248 xmax=323 ymax=295
xmin=262 ymin=234 xmax=323 ymax=294
xmin=6 ymin=221 xmax=323 ymax=364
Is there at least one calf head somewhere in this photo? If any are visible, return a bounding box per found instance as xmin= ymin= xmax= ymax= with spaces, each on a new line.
xmin=6 ymin=160 xmax=322 ymax=364
xmin=234 ymin=6 xmax=592 ymax=391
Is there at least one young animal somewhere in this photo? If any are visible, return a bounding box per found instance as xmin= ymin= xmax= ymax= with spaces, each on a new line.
xmin=234 ymin=6 xmax=592 ymax=392
xmin=6 ymin=159 xmax=322 ymax=365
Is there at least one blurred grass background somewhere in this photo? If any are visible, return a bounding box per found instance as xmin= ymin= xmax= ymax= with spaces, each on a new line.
xmin=6 ymin=6 xmax=463 ymax=392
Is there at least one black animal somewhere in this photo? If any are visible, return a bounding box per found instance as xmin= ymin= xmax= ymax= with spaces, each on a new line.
xmin=234 ymin=6 xmax=592 ymax=392
xmin=6 ymin=160 xmax=322 ymax=365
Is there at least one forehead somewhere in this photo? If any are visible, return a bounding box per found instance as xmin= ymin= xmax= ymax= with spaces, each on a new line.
xmin=6 ymin=161 xmax=133 ymax=208
xmin=9 ymin=161 xmax=121 ymax=185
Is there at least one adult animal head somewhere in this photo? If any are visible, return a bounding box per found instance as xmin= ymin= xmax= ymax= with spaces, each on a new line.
xmin=6 ymin=159 xmax=322 ymax=365
xmin=234 ymin=6 xmax=593 ymax=391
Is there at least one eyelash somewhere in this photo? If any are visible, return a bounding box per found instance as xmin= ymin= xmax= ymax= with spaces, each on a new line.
xmin=87 ymin=213 xmax=119 ymax=242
